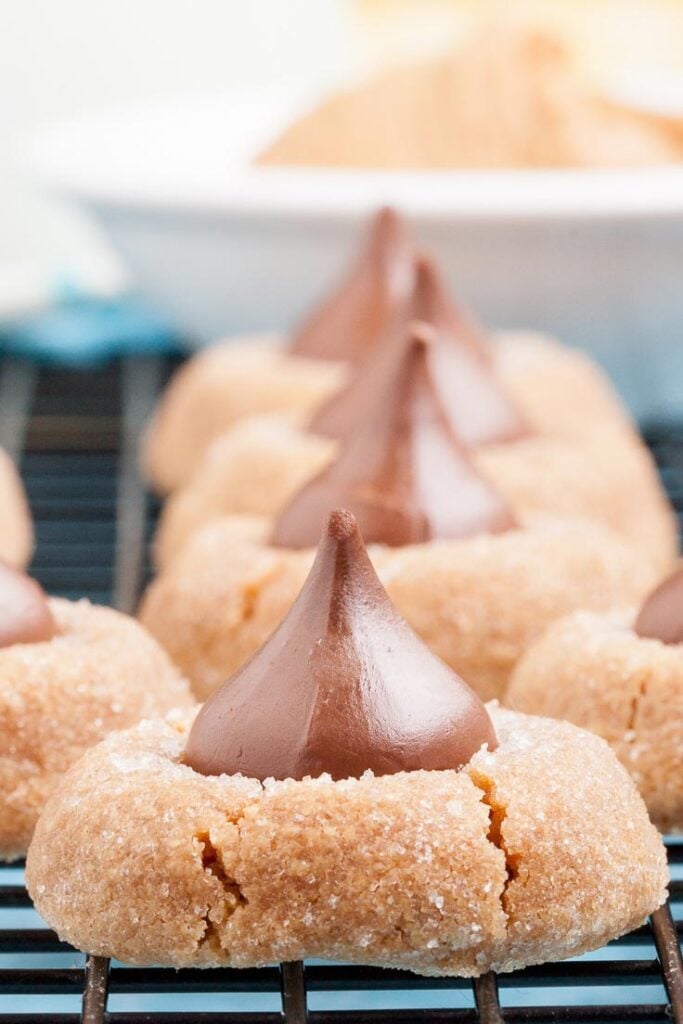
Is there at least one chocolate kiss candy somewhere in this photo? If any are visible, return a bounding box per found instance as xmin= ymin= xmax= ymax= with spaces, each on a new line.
xmin=288 ymin=207 xmax=415 ymax=363
xmin=407 ymin=251 xmax=491 ymax=364
xmin=310 ymin=255 xmax=526 ymax=443
xmin=634 ymin=565 xmax=683 ymax=644
xmin=0 ymin=561 xmax=57 ymax=648
xmin=272 ymin=324 xmax=517 ymax=549
xmin=184 ymin=509 xmax=497 ymax=781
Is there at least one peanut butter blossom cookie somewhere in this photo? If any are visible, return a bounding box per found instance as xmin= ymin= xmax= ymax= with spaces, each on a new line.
xmin=153 ymin=258 xmax=675 ymax=571
xmin=509 ymin=564 xmax=683 ymax=832
xmin=142 ymin=208 xmax=655 ymax=497
xmin=28 ymin=512 xmax=667 ymax=974
xmin=0 ymin=563 xmax=194 ymax=860
xmin=140 ymin=331 xmax=657 ymax=702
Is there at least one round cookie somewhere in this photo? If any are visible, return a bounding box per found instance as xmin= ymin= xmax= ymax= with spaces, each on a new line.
xmin=0 ymin=574 xmax=194 ymax=861
xmin=29 ymin=516 xmax=667 ymax=974
xmin=508 ymin=570 xmax=683 ymax=832
xmin=26 ymin=706 xmax=667 ymax=973
xmin=140 ymin=514 xmax=656 ymax=702
xmin=153 ymin=411 xmax=675 ymax=572
xmin=0 ymin=447 xmax=33 ymax=568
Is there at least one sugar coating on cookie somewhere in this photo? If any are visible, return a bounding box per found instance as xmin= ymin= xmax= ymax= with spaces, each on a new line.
xmin=0 ymin=447 xmax=33 ymax=568
xmin=508 ymin=608 xmax=683 ymax=832
xmin=26 ymin=706 xmax=667 ymax=973
xmin=139 ymin=516 xmax=658 ymax=702
xmin=0 ymin=598 xmax=194 ymax=860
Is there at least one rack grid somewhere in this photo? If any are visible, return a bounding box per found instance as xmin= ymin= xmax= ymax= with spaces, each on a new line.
xmin=0 ymin=354 xmax=681 ymax=1023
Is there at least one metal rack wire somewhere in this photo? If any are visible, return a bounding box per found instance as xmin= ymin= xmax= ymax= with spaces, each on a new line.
xmin=0 ymin=354 xmax=681 ymax=1023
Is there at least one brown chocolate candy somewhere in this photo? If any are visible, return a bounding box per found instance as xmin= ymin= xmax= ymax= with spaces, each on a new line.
xmin=405 ymin=251 xmax=491 ymax=363
xmin=310 ymin=254 xmax=525 ymax=443
xmin=0 ymin=562 xmax=57 ymax=648
xmin=634 ymin=565 xmax=683 ymax=645
xmin=272 ymin=324 xmax=517 ymax=549
xmin=288 ymin=207 xmax=415 ymax=363
xmin=184 ymin=509 xmax=497 ymax=781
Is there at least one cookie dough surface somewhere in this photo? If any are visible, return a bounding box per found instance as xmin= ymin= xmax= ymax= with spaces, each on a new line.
xmin=0 ymin=447 xmax=33 ymax=569
xmin=26 ymin=706 xmax=667 ymax=973
xmin=142 ymin=336 xmax=346 ymax=494
xmin=508 ymin=609 xmax=683 ymax=832
xmin=140 ymin=517 xmax=657 ymax=702
xmin=0 ymin=598 xmax=194 ymax=861
xmin=494 ymin=331 xmax=633 ymax=440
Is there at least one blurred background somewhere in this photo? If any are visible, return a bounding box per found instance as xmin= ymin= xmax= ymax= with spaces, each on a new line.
xmin=4 ymin=0 xmax=683 ymax=300
xmin=0 ymin=0 xmax=354 ymax=302
xmin=4 ymin=0 xmax=683 ymax=414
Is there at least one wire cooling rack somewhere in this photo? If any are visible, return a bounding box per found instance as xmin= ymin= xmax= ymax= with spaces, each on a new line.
xmin=0 ymin=354 xmax=681 ymax=1023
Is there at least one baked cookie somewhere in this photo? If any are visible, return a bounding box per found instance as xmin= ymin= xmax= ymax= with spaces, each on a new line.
xmin=142 ymin=209 xmax=643 ymax=496
xmin=140 ymin=334 xmax=657 ymax=701
xmin=153 ymin=292 xmax=675 ymax=570
xmin=0 ymin=447 xmax=33 ymax=568
xmin=0 ymin=563 xmax=194 ymax=861
xmin=508 ymin=565 xmax=683 ymax=832
xmin=29 ymin=512 xmax=667 ymax=974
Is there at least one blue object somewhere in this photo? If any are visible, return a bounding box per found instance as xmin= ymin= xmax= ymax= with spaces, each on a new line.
xmin=0 ymin=281 xmax=181 ymax=365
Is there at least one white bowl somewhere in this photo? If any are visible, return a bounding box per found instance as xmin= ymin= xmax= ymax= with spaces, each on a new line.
xmin=26 ymin=90 xmax=683 ymax=419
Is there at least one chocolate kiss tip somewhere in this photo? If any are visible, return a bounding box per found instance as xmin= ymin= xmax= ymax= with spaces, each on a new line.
xmin=288 ymin=207 xmax=415 ymax=364
xmin=413 ymin=252 xmax=444 ymax=297
xmin=409 ymin=319 xmax=436 ymax=345
xmin=0 ymin=561 xmax=57 ymax=649
xmin=411 ymin=254 xmax=459 ymax=325
xmin=401 ymin=320 xmax=440 ymax=368
xmin=410 ymin=251 xmax=491 ymax=360
xmin=634 ymin=564 xmax=683 ymax=645
xmin=327 ymin=507 xmax=357 ymax=541
xmin=184 ymin=509 xmax=497 ymax=782
xmin=375 ymin=205 xmax=400 ymax=231
xmin=373 ymin=206 xmax=409 ymax=251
